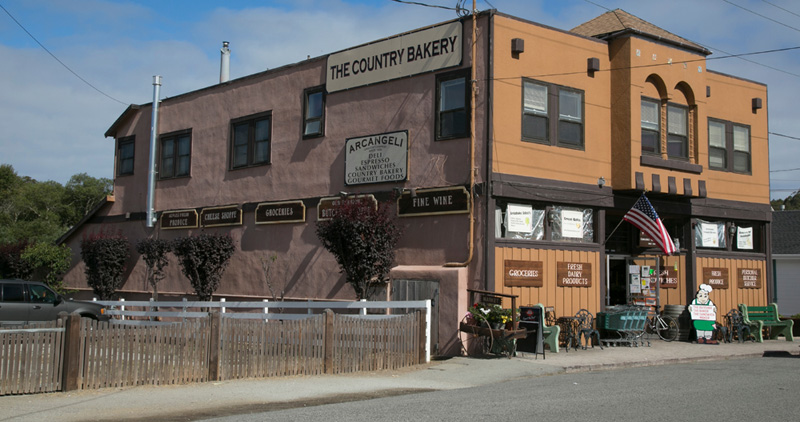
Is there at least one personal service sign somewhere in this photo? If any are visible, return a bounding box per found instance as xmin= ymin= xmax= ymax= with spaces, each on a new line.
xmin=326 ymin=22 xmax=462 ymax=92
xmin=345 ymin=131 xmax=408 ymax=185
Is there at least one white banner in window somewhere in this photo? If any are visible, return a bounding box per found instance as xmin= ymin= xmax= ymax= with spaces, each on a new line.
xmin=737 ymin=227 xmax=753 ymax=250
xmin=561 ymin=209 xmax=584 ymax=238
xmin=507 ymin=204 xmax=532 ymax=233
xmin=701 ymin=222 xmax=719 ymax=247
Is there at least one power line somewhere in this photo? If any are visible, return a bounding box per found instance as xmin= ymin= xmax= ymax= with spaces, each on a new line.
xmin=0 ymin=2 xmax=127 ymax=106
xmin=770 ymin=132 xmax=800 ymax=141
xmin=761 ymin=0 xmax=800 ymax=19
xmin=770 ymin=168 xmax=800 ymax=173
xmin=722 ymin=0 xmax=800 ymax=34
xmin=388 ymin=0 xmax=456 ymax=11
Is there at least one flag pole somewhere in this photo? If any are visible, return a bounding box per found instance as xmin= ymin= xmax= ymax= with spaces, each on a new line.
xmin=603 ymin=218 xmax=625 ymax=245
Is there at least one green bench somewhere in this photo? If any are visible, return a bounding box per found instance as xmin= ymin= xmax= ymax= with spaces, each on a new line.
xmin=738 ymin=303 xmax=794 ymax=342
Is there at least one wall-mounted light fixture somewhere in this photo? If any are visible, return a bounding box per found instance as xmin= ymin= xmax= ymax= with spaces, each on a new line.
xmin=587 ymin=57 xmax=600 ymax=74
xmin=673 ymin=238 xmax=680 ymax=251
xmin=728 ymin=224 xmax=737 ymax=237
xmin=752 ymin=97 xmax=762 ymax=111
xmin=339 ymin=191 xmax=349 ymax=198
xmin=392 ymin=187 xmax=403 ymax=197
xmin=511 ymin=38 xmax=524 ymax=55
xmin=597 ymin=176 xmax=606 ymax=188
xmin=410 ymin=188 xmax=418 ymax=198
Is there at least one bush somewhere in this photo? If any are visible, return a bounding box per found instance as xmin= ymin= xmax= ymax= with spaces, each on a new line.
xmin=136 ymin=238 xmax=172 ymax=301
xmin=0 ymin=240 xmax=34 ymax=279
xmin=80 ymin=229 xmax=130 ymax=300
xmin=21 ymin=242 xmax=72 ymax=294
xmin=316 ymin=198 xmax=402 ymax=300
xmin=172 ymin=234 xmax=235 ymax=301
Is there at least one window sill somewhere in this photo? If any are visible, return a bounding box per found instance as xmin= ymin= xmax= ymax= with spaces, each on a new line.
xmin=640 ymin=155 xmax=703 ymax=174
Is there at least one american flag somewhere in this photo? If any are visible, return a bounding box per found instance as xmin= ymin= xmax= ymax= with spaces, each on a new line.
xmin=624 ymin=194 xmax=676 ymax=255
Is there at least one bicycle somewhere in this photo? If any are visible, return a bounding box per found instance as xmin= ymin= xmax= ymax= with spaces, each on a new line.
xmin=643 ymin=305 xmax=679 ymax=342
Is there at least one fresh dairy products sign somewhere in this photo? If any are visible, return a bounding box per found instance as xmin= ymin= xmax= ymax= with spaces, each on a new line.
xmin=345 ymin=131 xmax=408 ymax=185
xmin=327 ymin=22 xmax=462 ymax=92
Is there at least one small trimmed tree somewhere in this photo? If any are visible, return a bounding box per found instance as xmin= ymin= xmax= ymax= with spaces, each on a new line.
xmin=315 ymin=198 xmax=402 ymax=300
xmin=136 ymin=238 xmax=172 ymax=301
xmin=80 ymin=229 xmax=130 ymax=300
xmin=172 ymin=233 xmax=235 ymax=301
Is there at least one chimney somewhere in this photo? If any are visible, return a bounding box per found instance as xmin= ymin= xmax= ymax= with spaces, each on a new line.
xmin=220 ymin=41 xmax=230 ymax=83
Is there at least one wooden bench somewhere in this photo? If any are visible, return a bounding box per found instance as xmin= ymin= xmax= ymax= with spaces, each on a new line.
xmin=738 ymin=303 xmax=794 ymax=342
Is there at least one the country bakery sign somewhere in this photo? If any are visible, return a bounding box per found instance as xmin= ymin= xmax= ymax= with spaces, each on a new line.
xmin=326 ymin=22 xmax=462 ymax=92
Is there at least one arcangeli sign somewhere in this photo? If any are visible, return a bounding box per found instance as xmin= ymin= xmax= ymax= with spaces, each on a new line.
xmin=345 ymin=130 xmax=408 ymax=185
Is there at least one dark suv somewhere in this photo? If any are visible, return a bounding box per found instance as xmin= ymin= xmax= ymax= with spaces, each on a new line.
xmin=0 ymin=279 xmax=109 ymax=326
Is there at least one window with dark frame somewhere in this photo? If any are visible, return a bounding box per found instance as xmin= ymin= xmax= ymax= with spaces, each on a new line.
xmin=303 ymin=86 xmax=325 ymax=138
xmin=708 ymin=118 xmax=751 ymax=173
xmin=159 ymin=130 xmax=191 ymax=179
xmin=435 ymin=70 xmax=470 ymax=140
xmin=522 ymin=79 xmax=584 ymax=149
xmin=230 ymin=112 xmax=271 ymax=169
xmin=641 ymin=98 xmax=660 ymax=155
xmin=117 ymin=136 xmax=134 ymax=176
xmin=666 ymin=104 xmax=688 ymax=159
xmin=495 ymin=201 xmax=595 ymax=244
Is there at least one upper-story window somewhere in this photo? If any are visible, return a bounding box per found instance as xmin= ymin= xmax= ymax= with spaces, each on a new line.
xmin=709 ymin=118 xmax=751 ymax=173
xmin=117 ymin=136 xmax=134 ymax=176
xmin=230 ymin=112 xmax=271 ymax=169
xmin=436 ymin=69 xmax=469 ymax=140
xmin=666 ymin=104 xmax=688 ymax=159
xmin=159 ymin=130 xmax=191 ymax=179
xmin=641 ymin=98 xmax=660 ymax=155
xmin=303 ymin=86 xmax=325 ymax=139
xmin=522 ymin=79 xmax=584 ymax=149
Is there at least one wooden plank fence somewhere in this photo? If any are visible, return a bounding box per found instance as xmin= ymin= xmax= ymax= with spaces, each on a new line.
xmin=0 ymin=320 xmax=65 ymax=395
xmin=1 ymin=300 xmax=428 ymax=396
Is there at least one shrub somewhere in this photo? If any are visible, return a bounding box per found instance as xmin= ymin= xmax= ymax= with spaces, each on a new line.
xmin=80 ymin=229 xmax=130 ymax=300
xmin=172 ymin=234 xmax=235 ymax=301
xmin=315 ymin=198 xmax=402 ymax=300
xmin=21 ymin=242 xmax=72 ymax=294
xmin=136 ymin=238 xmax=172 ymax=301
xmin=0 ymin=240 xmax=34 ymax=279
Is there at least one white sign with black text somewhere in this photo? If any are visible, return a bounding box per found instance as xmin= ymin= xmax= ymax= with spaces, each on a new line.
xmin=345 ymin=130 xmax=408 ymax=185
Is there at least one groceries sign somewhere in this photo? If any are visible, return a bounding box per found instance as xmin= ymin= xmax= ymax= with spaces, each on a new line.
xmin=326 ymin=22 xmax=462 ymax=92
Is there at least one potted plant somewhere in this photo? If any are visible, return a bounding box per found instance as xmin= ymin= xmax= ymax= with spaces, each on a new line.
xmin=467 ymin=303 xmax=512 ymax=330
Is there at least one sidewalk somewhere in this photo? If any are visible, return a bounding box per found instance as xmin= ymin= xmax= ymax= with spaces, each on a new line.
xmin=1 ymin=338 xmax=797 ymax=422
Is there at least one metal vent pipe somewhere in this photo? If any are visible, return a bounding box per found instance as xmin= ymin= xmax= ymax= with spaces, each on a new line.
xmin=146 ymin=75 xmax=162 ymax=228
xmin=220 ymin=41 xmax=230 ymax=83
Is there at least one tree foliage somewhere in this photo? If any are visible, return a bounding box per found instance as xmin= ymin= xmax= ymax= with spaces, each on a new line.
xmin=315 ymin=199 xmax=402 ymax=300
xmin=771 ymin=191 xmax=800 ymax=211
xmin=0 ymin=240 xmax=34 ymax=279
xmin=136 ymin=238 xmax=172 ymax=300
xmin=172 ymin=234 xmax=235 ymax=301
xmin=80 ymin=229 xmax=130 ymax=300
xmin=0 ymin=164 xmax=112 ymax=244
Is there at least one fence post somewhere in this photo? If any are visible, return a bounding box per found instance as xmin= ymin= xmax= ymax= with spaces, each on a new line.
xmin=324 ymin=309 xmax=334 ymax=374
xmin=418 ymin=309 xmax=428 ymax=364
xmin=221 ymin=297 xmax=226 ymax=314
xmin=120 ymin=298 xmax=125 ymax=321
xmin=207 ymin=311 xmax=222 ymax=381
xmin=60 ymin=312 xmax=82 ymax=391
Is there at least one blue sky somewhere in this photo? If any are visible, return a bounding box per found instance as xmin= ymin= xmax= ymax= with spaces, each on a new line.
xmin=1 ymin=0 xmax=798 ymax=199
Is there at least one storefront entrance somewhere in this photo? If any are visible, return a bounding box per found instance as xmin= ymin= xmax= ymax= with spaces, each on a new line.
xmin=606 ymin=255 xmax=661 ymax=308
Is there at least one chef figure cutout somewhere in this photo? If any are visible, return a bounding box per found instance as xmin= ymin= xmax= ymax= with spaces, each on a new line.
xmin=688 ymin=284 xmax=718 ymax=344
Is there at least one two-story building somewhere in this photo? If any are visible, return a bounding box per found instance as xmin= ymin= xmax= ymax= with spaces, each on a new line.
xmin=60 ymin=9 xmax=772 ymax=355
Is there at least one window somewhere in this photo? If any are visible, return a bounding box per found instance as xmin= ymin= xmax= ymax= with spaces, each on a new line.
xmin=436 ymin=70 xmax=469 ymax=140
xmin=0 ymin=283 xmax=24 ymax=302
xmin=694 ymin=219 xmax=726 ymax=249
xmin=708 ymin=119 xmax=751 ymax=173
xmin=495 ymin=202 xmax=594 ymax=243
xmin=117 ymin=136 xmax=134 ymax=176
xmin=159 ymin=130 xmax=191 ymax=179
xmin=29 ymin=284 xmax=56 ymax=304
xmin=641 ymin=98 xmax=660 ymax=155
xmin=303 ymin=87 xmax=325 ymax=138
xmin=230 ymin=112 xmax=271 ymax=169
xmin=667 ymin=104 xmax=688 ymax=159
xmin=522 ymin=79 xmax=584 ymax=149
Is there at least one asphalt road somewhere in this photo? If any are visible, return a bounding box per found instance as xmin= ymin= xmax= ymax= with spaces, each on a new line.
xmin=203 ymin=356 xmax=800 ymax=422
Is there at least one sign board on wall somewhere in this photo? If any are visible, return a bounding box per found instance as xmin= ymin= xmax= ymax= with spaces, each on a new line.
xmin=503 ymin=260 xmax=543 ymax=287
xmin=160 ymin=209 xmax=198 ymax=230
xmin=345 ymin=131 xmax=408 ymax=185
xmin=255 ymin=201 xmax=306 ymax=225
xmin=738 ymin=268 xmax=761 ymax=289
xmin=326 ymin=22 xmax=462 ymax=92
xmin=702 ymin=267 xmax=729 ymax=289
xmin=560 ymin=209 xmax=584 ymax=239
xmin=397 ymin=186 xmax=469 ymax=217
xmin=317 ymin=195 xmax=377 ymax=221
xmin=556 ymin=262 xmax=592 ymax=287
xmin=737 ymin=227 xmax=754 ymax=250
xmin=658 ymin=268 xmax=679 ymax=289
xmin=200 ymin=205 xmax=242 ymax=227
